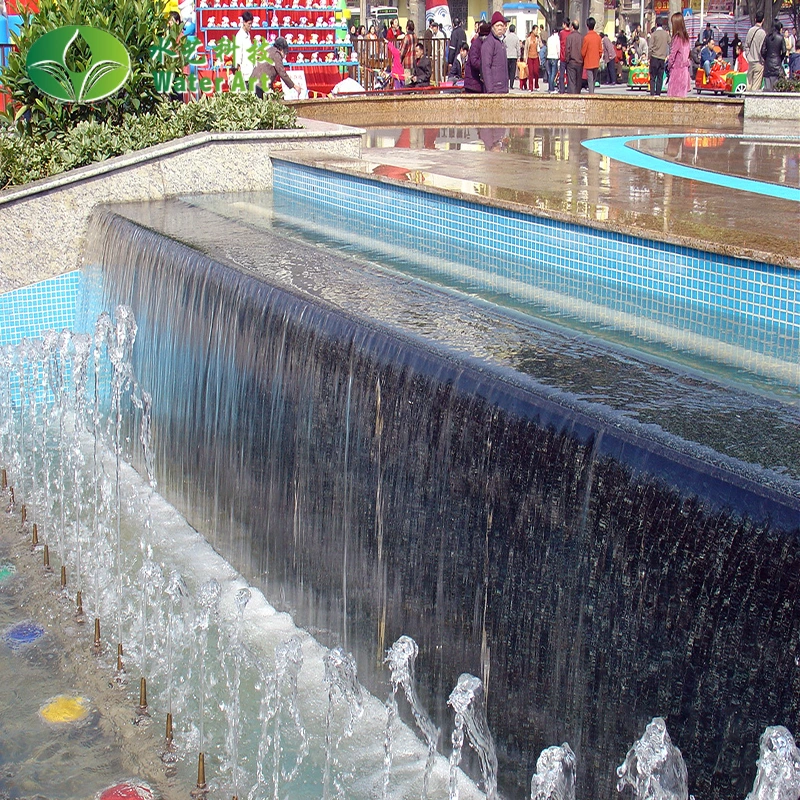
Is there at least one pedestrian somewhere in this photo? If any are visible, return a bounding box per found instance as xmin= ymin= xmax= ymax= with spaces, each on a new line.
xmin=482 ymin=11 xmax=510 ymax=92
xmin=601 ymin=32 xmax=617 ymax=84
xmin=409 ymin=41 xmax=432 ymax=87
xmin=558 ymin=19 xmax=570 ymax=93
xmin=464 ymin=20 xmax=490 ymax=92
xmin=235 ymin=10 xmax=255 ymax=86
xmin=649 ymin=16 xmax=669 ymax=94
xmin=546 ymin=26 xmax=561 ymax=92
xmin=666 ymin=11 xmax=691 ymax=97
xmin=565 ymin=19 xmax=583 ymax=94
xmin=730 ymin=33 xmax=741 ymax=65
xmin=744 ymin=13 xmax=766 ymax=92
xmin=399 ymin=20 xmax=418 ymax=84
xmin=447 ymin=17 xmax=467 ymax=66
xmin=719 ymin=31 xmax=729 ymax=58
xmin=447 ymin=42 xmax=469 ymax=81
xmin=505 ymin=23 xmax=521 ymax=87
xmin=251 ymin=36 xmax=295 ymax=96
xmin=523 ymin=26 xmax=541 ymax=90
xmin=702 ymin=21 xmax=712 ymax=44
xmin=761 ymin=20 xmax=787 ymax=91
xmin=581 ymin=17 xmax=602 ymax=93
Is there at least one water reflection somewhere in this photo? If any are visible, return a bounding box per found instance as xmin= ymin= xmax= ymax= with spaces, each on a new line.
xmin=360 ymin=126 xmax=798 ymax=265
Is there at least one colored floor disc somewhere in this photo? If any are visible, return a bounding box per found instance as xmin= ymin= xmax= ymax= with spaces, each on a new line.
xmin=98 ymin=782 xmax=153 ymax=800
xmin=38 ymin=694 xmax=90 ymax=724
xmin=0 ymin=562 xmax=15 ymax=582
xmin=4 ymin=620 xmax=44 ymax=649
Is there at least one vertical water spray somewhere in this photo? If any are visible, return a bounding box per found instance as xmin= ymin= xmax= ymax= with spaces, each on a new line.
xmin=251 ymin=635 xmax=307 ymax=800
xmin=530 ymin=743 xmax=577 ymax=800
xmin=383 ymin=635 xmax=440 ymax=800
xmin=616 ymin=717 xmax=689 ymax=800
xmin=229 ymin=587 xmax=251 ymax=798
xmin=164 ymin=571 xmax=188 ymax=727
xmin=745 ymin=726 xmax=800 ymax=800
xmin=196 ymin=579 xmax=222 ymax=757
xmin=447 ymin=673 xmax=498 ymax=800
xmin=323 ymin=646 xmax=364 ymax=800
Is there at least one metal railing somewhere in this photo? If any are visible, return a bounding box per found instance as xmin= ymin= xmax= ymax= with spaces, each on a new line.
xmin=351 ymin=36 xmax=450 ymax=89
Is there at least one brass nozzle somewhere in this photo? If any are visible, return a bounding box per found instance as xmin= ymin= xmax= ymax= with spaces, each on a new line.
xmin=116 ymin=643 xmax=124 ymax=672
xmin=8 ymin=486 xmax=14 ymax=508
xmin=165 ymin=712 xmax=173 ymax=744
xmin=21 ymin=504 xmax=26 ymax=523
xmin=60 ymin=565 xmax=67 ymax=589
xmin=76 ymin=591 xmax=85 ymax=622
xmin=43 ymin=544 xmax=52 ymax=571
xmin=196 ymin=752 xmax=206 ymax=788
xmin=31 ymin=523 xmax=38 ymax=547
xmin=93 ymin=618 xmax=101 ymax=652
xmin=139 ymin=677 xmax=148 ymax=710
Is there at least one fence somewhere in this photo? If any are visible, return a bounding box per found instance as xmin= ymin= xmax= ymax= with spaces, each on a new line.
xmin=352 ymin=36 xmax=450 ymax=90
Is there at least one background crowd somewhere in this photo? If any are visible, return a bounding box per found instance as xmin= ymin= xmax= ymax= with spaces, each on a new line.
xmin=351 ymin=10 xmax=799 ymax=95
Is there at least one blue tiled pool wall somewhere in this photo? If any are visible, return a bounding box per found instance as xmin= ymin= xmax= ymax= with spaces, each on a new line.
xmin=272 ymin=160 xmax=798 ymax=365
xmin=0 ymin=272 xmax=82 ymax=347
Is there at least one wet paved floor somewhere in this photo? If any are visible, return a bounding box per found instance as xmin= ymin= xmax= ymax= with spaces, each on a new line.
xmin=360 ymin=126 xmax=800 ymax=267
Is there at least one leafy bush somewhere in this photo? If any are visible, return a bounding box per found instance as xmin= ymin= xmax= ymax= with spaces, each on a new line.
xmin=774 ymin=76 xmax=800 ymax=93
xmin=0 ymin=93 xmax=298 ymax=188
xmin=1 ymin=0 xmax=175 ymax=133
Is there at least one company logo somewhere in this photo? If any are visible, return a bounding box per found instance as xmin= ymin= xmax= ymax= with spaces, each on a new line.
xmin=26 ymin=26 xmax=131 ymax=103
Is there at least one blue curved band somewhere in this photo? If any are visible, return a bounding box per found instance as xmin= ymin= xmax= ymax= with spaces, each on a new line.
xmin=581 ymin=134 xmax=800 ymax=203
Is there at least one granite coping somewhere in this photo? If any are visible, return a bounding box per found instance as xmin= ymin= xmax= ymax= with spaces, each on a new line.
xmin=270 ymin=149 xmax=799 ymax=270
xmin=743 ymin=92 xmax=800 ymax=121
xmin=292 ymin=92 xmax=745 ymax=128
xmin=0 ymin=118 xmax=364 ymax=206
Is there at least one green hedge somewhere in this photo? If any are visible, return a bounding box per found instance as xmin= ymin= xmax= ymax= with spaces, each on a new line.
xmin=1 ymin=93 xmax=298 ymax=188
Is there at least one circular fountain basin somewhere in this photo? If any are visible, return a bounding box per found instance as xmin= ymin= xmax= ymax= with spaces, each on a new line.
xmin=4 ymin=620 xmax=44 ymax=649
xmin=38 ymin=694 xmax=90 ymax=724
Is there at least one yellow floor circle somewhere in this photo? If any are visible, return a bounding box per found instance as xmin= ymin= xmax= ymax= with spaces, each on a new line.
xmin=39 ymin=694 xmax=90 ymax=724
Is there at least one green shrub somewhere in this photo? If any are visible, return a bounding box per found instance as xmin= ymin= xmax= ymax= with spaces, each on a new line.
xmin=774 ymin=76 xmax=800 ymax=93
xmin=1 ymin=93 xmax=298 ymax=188
xmin=1 ymin=0 xmax=176 ymax=134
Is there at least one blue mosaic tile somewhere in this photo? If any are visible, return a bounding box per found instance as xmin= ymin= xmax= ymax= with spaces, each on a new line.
xmin=0 ymin=272 xmax=82 ymax=347
xmin=272 ymin=160 xmax=799 ymax=379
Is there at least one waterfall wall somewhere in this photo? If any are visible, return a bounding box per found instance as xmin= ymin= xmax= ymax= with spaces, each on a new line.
xmin=82 ymin=207 xmax=800 ymax=800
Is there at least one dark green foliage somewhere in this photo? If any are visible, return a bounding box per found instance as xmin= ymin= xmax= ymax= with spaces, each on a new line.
xmin=0 ymin=93 xmax=297 ymax=188
xmin=2 ymin=0 xmax=175 ymax=132
xmin=774 ymin=76 xmax=800 ymax=92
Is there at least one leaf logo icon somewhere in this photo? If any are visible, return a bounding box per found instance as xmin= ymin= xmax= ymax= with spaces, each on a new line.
xmin=27 ymin=26 xmax=131 ymax=103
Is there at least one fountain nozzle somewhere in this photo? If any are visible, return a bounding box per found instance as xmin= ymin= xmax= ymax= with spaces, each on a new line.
xmin=31 ymin=523 xmax=38 ymax=548
xmin=165 ymin=712 xmax=173 ymax=744
xmin=93 ymin=618 xmax=101 ymax=654
xmin=43 ymin=545 xmax=52 ymax=572
xmin=76 ymin=591 xmax=85 ymax=623
xmin=190 ymin=752 xmax=208 ymax=796
xmin=138 ymin=677 xmax=148 ymax=712
xmin=7 ymin=486 xmax=14 ymax=511
xmin=116 ymin=643 xmax=124 ymax=673
xmin=60 ymin=565 xmax=67 ymax=589
xmin=21 ymin=504 xmax=26 ymax=523
xmin=1 ymin=468 xmax=6 ymax=490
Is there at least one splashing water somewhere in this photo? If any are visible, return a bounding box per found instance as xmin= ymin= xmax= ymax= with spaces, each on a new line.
xmin=530 ymin=743 xmax=577 ymax=800
xmin=617 ymin=717 xmax=689 ymax=800
xmin=383 ymin=635 xmax=440 ymax=800
xmin=448 ymin=673 xmax=498 ymax=800
xmin=745 ymin=726 xmax=800 ymax=800
xmin=323 ymin=647 xmax=364 ymax=799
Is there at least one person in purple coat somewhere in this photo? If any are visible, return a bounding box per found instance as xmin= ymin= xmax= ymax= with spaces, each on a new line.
xmin=464 ymin=20 xmax=490 ymax=92
xmin=481 ymin=11 xmax=510 ymax=93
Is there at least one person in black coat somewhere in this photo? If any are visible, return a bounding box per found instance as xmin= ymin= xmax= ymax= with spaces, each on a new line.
xmin=410 ymin=41 xmax=432 ymax=86
xmin=447 ymin=18 xmax=467 ymax=65
xmin=761 ymin=20 xmax=787 ymax=90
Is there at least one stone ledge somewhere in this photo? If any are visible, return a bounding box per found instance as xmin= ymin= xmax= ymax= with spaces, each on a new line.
xmin=292 ymin=92 xmax=744 ymax=128
xmin=743 ymin=92 xmax=800 ymax=121
xmin=0 ymin=120 xmax=363 ymax=293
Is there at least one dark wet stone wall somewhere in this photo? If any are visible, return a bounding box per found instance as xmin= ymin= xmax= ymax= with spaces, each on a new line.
xmin=84 ymin=210 xmax=800 ymax=799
